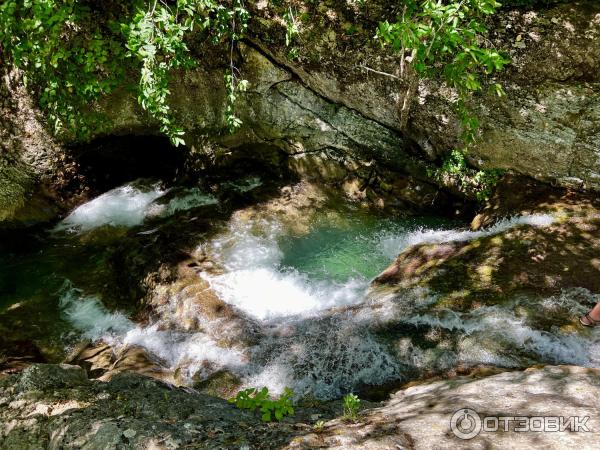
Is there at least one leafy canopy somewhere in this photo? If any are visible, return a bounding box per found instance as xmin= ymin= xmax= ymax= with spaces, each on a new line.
xmin=0 ymin=0 xmax=249 ymax=146
xmin=377 ymin=0 xmax=510 ymax=199
xmin=377 ymin=0 xmax=509 ymax=143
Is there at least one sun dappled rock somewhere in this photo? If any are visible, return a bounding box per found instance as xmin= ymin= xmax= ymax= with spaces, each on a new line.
xmin=374 ymin=180 xmax=600 ymax=305
xmin=365 ymin=180 xmax=600 ymax=380
xmin=4 ymin=364 xmax=599 ymax=449
xmin=284 ymin=365 xmax=600 ymax=450
xmin=0 ymin=365 xmax=301 ymax=449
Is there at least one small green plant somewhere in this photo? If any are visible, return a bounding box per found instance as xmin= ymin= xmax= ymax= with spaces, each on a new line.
xmin=229 ymin=387 xmax=295 ymax=422
xmin=283 ymin=6 xmax=300 ymax=60
xmin=313 ymin=419 xmax=325 ymax=433
xmin=283 ymin=7 xmax=299 ymax=47
xmin=342 ymin=393 xmax=361 ymax=421
xmin=430 ymin=149 xmax=504 ymax=201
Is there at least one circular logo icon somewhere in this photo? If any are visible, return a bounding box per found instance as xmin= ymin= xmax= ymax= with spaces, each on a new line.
xmin=450 ymin=408 xmax=482 ymax=440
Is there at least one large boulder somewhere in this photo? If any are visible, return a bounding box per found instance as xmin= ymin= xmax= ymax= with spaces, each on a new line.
xmin=17 ymin=364 xmax=87 ymax=393
xmin=466 ymin=3 xmax=600 ymax=189
xmin=286 ymin=365 xmax=600 ymax=449
xmin=0 ymin=364 xmax=300 ymax=449
xmin=373 ymin=176 xmax=600 ymax=301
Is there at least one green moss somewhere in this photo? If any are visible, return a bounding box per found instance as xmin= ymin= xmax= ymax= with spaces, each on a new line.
xmin=0 ymin=165 xmax=32 ymax=222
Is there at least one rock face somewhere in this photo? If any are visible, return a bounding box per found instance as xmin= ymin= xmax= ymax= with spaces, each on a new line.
xmin=2 ymin=363 xmax=599 ymax=449
xmin=96 ymin=42 xmax=445 ymax=214
xmin=374 ymin=175 xmax=600 ymax=301
xmin=245 ymin=1 xmax=600 ymax=191
xmin=467 ymin=3 xmax=600 ymax=190
xmin=0 ymin=65 xmax=69 ymax=227
xmin=91 ymin=0 xmax=600 ymax=195
xmin=3 ymin=1 xmax=598 ymax=226
xmin=0 ymin=364 xmax=300 ymax=449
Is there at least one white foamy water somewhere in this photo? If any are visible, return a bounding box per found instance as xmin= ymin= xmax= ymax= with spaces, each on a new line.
xmin=243 ymin=316 xmax=402 ymax=399
xmin=60 ymin=283 xmax=132 ymax=340
xmin=392 ymin=288 xmax=600 ymax=370
xmin=208 ymin=268 xmax=368 ymax=320
xmin=146 ymin=187 xmax=218 ymax=218
xmin=56 ymin=183 xmax=167 ymax=232
xmin=57 ymin=210 xmax=573 ymax=400
xmin=200 ymin=217 xmax=373 ymax=320
xmin=59 ymin=283 xmax=244 ymax=375
xmin=55 ymin=182 xmax=217 ymax=233
xmin=379 ymin=214 xmax=554 ymax=259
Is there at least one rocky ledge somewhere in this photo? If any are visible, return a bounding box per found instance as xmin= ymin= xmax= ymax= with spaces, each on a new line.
xmin=1 ymin=363 xmax=599 ymax=449
xmin=374 ymin=175 xmax=600 ymax=314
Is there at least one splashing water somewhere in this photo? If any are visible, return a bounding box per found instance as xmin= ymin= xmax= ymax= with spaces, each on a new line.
xmin=200 ymin=214 xmax=459 ymax=319
xmin=378 ymin=213 xmax=555 ymax=259
xmin=385 ymin=288 xmax=600 ymax=371
xmin=146 ymin=187 xmax=218 ymax=218
xmin=58 ymin=282 xmax=244 ymax=373
xmin=55 ymin=183 xmax=167 ymax=232
xmin=59 ymin=283 xmax=132 ymax=340
xmin=55 ymin=181 xmax=217 ymax=233
xmin=202 ymin=213 xmax=555 ymax=320
xmin=56 ymin=200 xmax=589 ymax=400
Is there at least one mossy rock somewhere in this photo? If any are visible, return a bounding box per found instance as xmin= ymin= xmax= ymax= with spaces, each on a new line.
xmin=192 ymin=370 xmax=242 ymax=399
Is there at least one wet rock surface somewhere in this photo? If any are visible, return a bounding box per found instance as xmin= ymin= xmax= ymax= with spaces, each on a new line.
xmin=0 ymin=364 xmax=302 ymax=450
xmin=374 ymin=176 xmax=600 ymax=300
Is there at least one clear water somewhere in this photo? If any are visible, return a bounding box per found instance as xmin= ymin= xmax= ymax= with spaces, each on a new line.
xmin=276 ymin=212 xmax=553 ymax=283
xmin=4 ymin=179 xmax=596 ymax=401
xmin=201 ymin=213 xmax=457 ymax=321
xmin=278 ymin=216 xmax=449 ymax=282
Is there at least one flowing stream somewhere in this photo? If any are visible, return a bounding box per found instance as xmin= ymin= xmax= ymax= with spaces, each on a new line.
xmin=2 ymin=179 xmax=599 ymax=400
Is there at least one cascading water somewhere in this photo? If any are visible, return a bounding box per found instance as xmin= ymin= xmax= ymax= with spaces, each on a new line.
xmin=54 ymin=181 xmax=218 ymax=233
xmin=6 ymin=179 xmax=599 ymax=400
